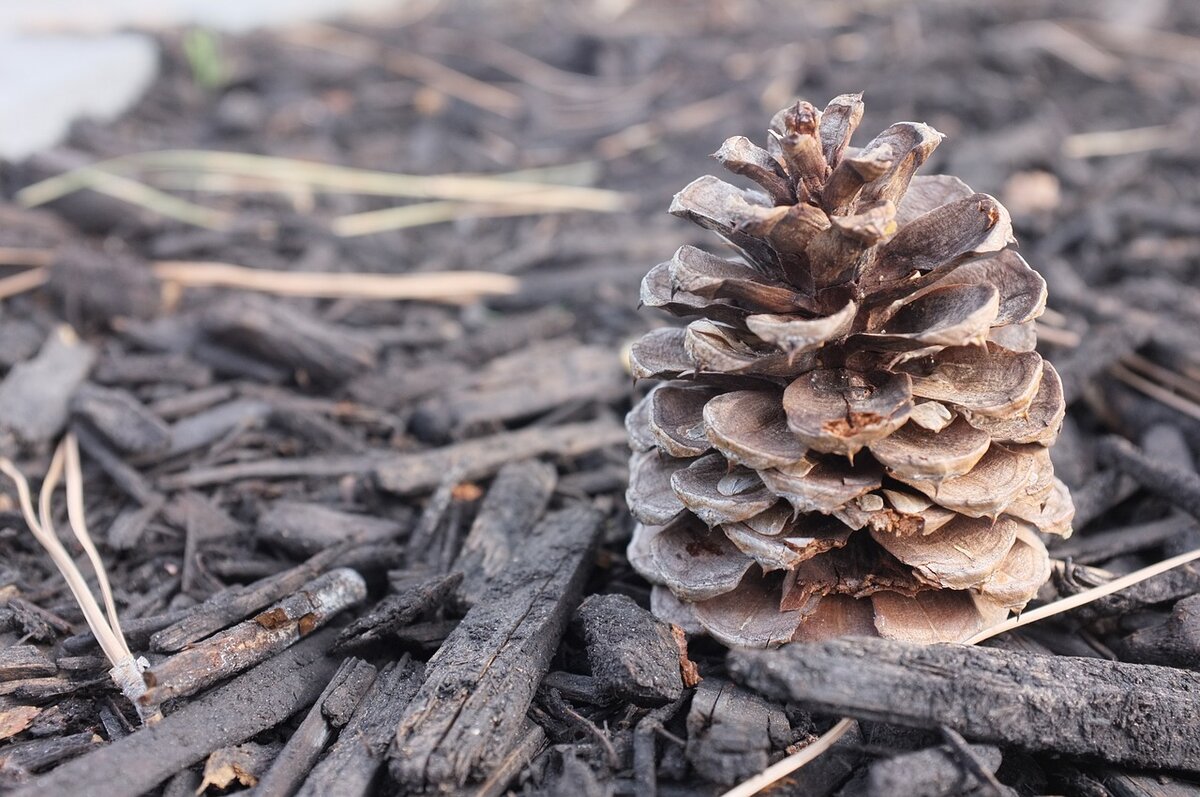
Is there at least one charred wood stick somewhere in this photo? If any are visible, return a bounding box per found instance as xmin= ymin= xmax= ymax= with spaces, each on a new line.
xmin=335 ymin=571 xmax=462 ymax=651
xmin=151 ymin=544 xmax=349 ymax=652
xmin=375 ymin=417 xmax=625 ymax=495
xmin=633 ymin=692 xmax=689 ymax=797
xmin=1056 ymin=320 xmax=1152 ymax=405
xmin=258 ymin=499 xmax=410 ymax=557
xmin=71 ymin=420 xmax=160 ymax=506
xmin=255 ymin=657 xmax=378 ymax=797
xmin=1061 ymin=559 xmax=1200 ymax=623
xmin=0 ymin=731 xmax=100 ymax=780
xmin=390 ymin=505 xmax=603 ymax=791
xmin=295 ymin=657 xmax=424 ymax=797
xmin=1052 ymin=514 xmax=1197 ymax=564
xmin=575 ymin=593 xmax=683 ymax=706
xmin=0 ymin=646 xmax=56 ymax=681
xmin=1066 ymin=467 xmax=1138 ymax=531
xmin=1115 ymin=594 xmax=1200 ymax=668
xmin=140 ymin=568 xmax=365 ymax=706
xmin=453 ymin=459 xmax=557 ymax=606
xmin=729 ymin=636 xmax=1200 ymax=773
xmin=201 ymin=294 xmax=378 ymax=385
xmin=9 ymin=627 xmax=341 ymax=797
xmin=684 ymin=678 xmax=790 ymax=787
xmin=1098 ymin=434 xmax=1200 ymax=520
xmin=467 ymin=720 xmax=547 ymax=797
xmin=158 ymin=453 xmax=385 ymax=489
xmin=861 ymin=741 xmax=1004 ymax=797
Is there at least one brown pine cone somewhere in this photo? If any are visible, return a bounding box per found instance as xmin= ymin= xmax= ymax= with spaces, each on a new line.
xmin=626 ymin=95 xmax=1073 ymax=647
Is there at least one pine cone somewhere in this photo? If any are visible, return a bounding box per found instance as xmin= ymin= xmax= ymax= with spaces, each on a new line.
xmin=626 ymin=95 xmax=1074 ymax=647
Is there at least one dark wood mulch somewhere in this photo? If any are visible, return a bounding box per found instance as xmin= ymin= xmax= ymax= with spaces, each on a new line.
xmin=3 ymin=1 xmax=1200 ymax=794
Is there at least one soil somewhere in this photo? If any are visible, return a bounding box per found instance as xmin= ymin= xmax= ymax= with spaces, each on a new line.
xmin=2 ymin=1 xmax=1200 ymax=795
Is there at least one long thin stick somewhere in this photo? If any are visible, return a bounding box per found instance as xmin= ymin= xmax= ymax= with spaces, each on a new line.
xmin=64 ymin=433 xmax=128 ymax=648
xmin=330 ymin=201 xmax=578 ymax=237
xmin=17 ymin=150 xmax=625 ymax=212
xmin=151 ymin=261 xmax=520 ymax=301
xmin=0 ymin=267 xmax=49 ymax=300
xmin=720 ymin=546 xmax=1200 ymax=797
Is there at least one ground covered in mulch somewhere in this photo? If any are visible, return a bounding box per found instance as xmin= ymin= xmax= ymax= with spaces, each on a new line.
xmin=3 ymin=0 xmax=1200 ymax=794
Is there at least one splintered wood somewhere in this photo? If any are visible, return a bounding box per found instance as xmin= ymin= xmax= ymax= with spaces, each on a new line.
xmin=391 ymin=506 xmax=603 ymax=791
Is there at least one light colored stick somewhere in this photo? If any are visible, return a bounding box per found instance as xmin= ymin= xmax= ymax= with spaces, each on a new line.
xmin=331 ymin=201 xmax=577 ymax=237
xmin=17 ymin=150 xmax=625 ymax=212
xmin=151 ymin=261 xmax=520 ymax=302
xmin=0 ymin=267 xmax=49 ymax=300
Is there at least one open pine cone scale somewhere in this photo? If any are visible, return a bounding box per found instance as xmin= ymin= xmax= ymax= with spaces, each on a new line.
xmin=627 ymin=94 xmax=1074 ymax=648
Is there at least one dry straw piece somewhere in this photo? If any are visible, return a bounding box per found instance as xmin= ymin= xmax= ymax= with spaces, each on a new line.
xmin=0 ymin=432 xmax=160 ymax=724
xmin=626 ymin=94 xmax=1073 ymax=646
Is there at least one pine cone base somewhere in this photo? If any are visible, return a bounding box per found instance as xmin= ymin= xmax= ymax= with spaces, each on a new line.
xmin=627 ymin=95 xmax=1073 ymax=647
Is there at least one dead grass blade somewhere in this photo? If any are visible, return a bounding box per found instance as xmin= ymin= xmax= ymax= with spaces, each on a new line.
xmin=0 ymin=267 xmax=49 ymax=300
xmin=331 ymin=201 xmax=579 ymax=237
xmin=0 ymin=247 xmax=55 ymax=267
xmin=1 ymin=436 xmax=160 ymax=723
xmin=16 ymin=168 xmax=233 ymax=229
xmin=17 ymin=150 xmax=625 ymax=214
xmin=1111 ymin=362 xmax=1200 ymax=424
xmin=721 ymin=546 xmax=1200 ymax=797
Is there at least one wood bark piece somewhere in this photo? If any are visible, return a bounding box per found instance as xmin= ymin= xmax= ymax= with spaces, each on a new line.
xmin=0 ymin=646 xmax=56 ymax=681
xmin=375 ymin=418 xmax=625 ymax=495
xmin=141 ymin=568 xmax=366 ymax=705
xmin=574 ymin=593 xmax=684 ymax=706
xmin=9 ymin=628 xmax=342 ymax=797
xmin=858 ymin=743 xmax=1004 ymax=797
xmin=255 ymin=657 xmax=378 ymax=797
xmin=1098 ymin=434 xmax=1200 ymax=521
xmin=150 ymin=544 xmax=348 ymax=653
xmin=0 ymin=326 xmax=95 ymax=446
xmin=729 ymin=636 xmax=1200 ymax=772
xmin=684 ymin=678 xmax=790 ymax=787
xmin=1115 ymin=594 xmax=1200 ymax=668
xmin=453 ymin=459 xmax=557 ymax=606
xmin=335 ymin=572 xmax=462 ymax=651
xmin=201 ymin=294 xmax=378 ymax=384
xmin=390 ymin=505 xmax=603 ymax=791
xmin=413 ymin=342 xmax=627 ymax=439
xmin=69 ymin=383 xmax=171 ymax=456
xmin=296 ymin=657 xmax=424 ymax=797
xmin=258 ymin=500 xmax=409 ymax=556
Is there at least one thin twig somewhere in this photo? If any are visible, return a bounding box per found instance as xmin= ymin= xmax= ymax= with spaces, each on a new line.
xmin=1111 ymin=362 xmax=1200 ymax=424
xmin=18 ymin=150 xmax=625 ymax=212
xmin=0 ymin=267 xmax=48 ymax=300
xmin=0 ymin=247 xmax=55 ymax=267
xmin=331 ymin=201 xmax=579 ymax=237
xmin=1063 ymin=125 xmax=1186 ymax=158
xmin=152 ymin=261 xmax=519 ymax=302
xmin=1121 ymin=353 xmax=1200 ymax=405
xmin=64 ymin=433 xmax=127 ymax=646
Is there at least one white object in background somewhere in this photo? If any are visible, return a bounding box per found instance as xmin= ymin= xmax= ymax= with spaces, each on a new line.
xmin=0 ymin=33 xmax=157 ymax=160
